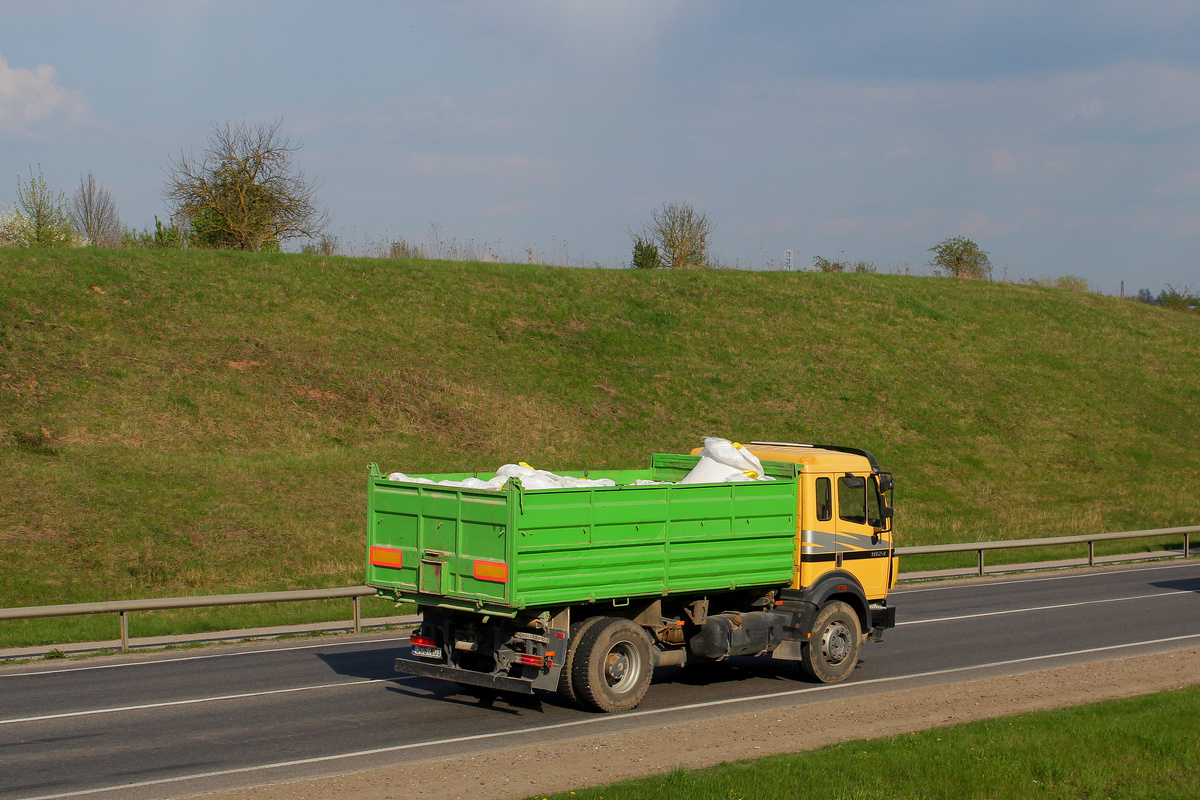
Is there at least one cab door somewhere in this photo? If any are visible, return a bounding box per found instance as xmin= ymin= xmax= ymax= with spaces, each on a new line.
xmin=834 ymin=473 xmax=892 ymax=599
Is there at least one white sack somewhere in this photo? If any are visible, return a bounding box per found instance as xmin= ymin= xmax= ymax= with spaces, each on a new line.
xmin=678 ymin=455 xmax=747 ymax=484
xmin=702 ymin=437 xmax=765 ymax=476
xmin=388 ymin=472 xmax=437 ymax=484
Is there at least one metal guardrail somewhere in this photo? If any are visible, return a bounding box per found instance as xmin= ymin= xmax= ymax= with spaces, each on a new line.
xmin=0 ymin=586 xmax=377 ymax=653
xmin=895 ymin=525 xmax=1197 ymax=577
xmin=0 ymin=526 xmax=1195 ymax=653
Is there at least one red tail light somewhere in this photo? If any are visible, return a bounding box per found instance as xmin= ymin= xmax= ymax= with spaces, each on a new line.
xmin=411 ymin=635 xmax=437 ymax=648
xmin=517 ymin=654 xmax=544 ymax=667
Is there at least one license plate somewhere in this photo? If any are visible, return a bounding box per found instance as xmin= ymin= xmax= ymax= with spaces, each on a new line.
xmin=412 ymin=644 xmax=442 ymax=659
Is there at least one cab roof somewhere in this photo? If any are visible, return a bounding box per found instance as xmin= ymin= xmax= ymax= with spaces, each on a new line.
xmin=744 ymin=441 xmax=881 ymax=474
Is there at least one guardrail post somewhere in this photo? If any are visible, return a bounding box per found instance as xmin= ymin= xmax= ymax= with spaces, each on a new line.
xmin=1088 ymin=540 xmax=1095 ymax=567
xmin=119 ymin=611 xmax=129 ymax=653
xmin=977 ymin=549 xmax=984 ymax=576
xmin=352 ymin=595 xmax=361 ymax=634
xmin=1185 ymin=532 xmax=1191 ymax=559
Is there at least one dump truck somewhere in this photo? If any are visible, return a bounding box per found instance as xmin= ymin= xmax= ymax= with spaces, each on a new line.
xmin=367 ymin=441 xmax=897 ymax=712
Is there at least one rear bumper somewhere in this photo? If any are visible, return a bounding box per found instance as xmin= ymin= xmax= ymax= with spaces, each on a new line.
xmin=394 ymin=656 xmax=535 ymax=695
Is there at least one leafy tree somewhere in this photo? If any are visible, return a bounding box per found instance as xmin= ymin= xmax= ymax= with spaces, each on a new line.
xmin=14 ymin=165 xmax=75 ymax=247
xmin=121 ymin=216 xmax=185 ymax=249
xmin=71 ymin=172 xmax=122 ymax=248
xmin=928 ymin=236 xmax=991 ymax=280
xmin=641 ymin=201 xmax=713 ymax=269
xmin=164 ymin=119 xmax=329 ymax=251
xmin=0 ymin=204 xmax=32 ymax=246
xmin=630 ymin=234 xmax=661 ymax=269
xmin=1159 ymin=285 xmax=1200 ymax=314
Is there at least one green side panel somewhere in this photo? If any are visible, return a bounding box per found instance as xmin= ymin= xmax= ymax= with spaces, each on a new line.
xmin=366 ymin=456 xmax=800 ymax=611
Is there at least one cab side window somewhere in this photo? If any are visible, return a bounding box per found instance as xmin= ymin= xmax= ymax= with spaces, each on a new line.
xmin=838 ymin=476 xmax=866 ymax=525
xmin=816 ymin=477 xmax=832 ymax=522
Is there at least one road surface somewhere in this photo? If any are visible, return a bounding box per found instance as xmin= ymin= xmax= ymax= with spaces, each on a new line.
xmin=3 ymin=560 xmax=1199 ymax=800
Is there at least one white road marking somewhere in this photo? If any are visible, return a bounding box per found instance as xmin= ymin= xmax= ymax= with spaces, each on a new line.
xmin=0 ymin=677 xmax=420 ymax=725
xmin=13 ymin=632 xmax=1200 ymax=800
xmin=893 ymin=558 xmax=1198 ymax=595
xmin=897 ymin=589 xmax=1188 ymax=625
xmin=0 ymin=635 xmax=412 ymax=679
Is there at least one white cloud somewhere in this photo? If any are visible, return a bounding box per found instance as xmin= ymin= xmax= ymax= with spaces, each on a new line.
xmin=0 ymin=54 xmax=88 ymax=135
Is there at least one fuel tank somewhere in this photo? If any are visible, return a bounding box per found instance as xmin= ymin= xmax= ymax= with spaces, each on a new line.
xmin=687 ymin=610 xmax=789 ymax=660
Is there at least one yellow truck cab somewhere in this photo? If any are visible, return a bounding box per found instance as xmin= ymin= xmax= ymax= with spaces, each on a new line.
xmin=745 ymin=442 xmax=897 ymax=600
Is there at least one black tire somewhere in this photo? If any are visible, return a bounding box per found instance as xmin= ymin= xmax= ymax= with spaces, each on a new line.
xmin=799 ymin=600 xmax=862 ymax=683
xmin=557 ymin=615 xmax=606 ymax=706
xmin=571 ymin=617 xmax=653 ymax=712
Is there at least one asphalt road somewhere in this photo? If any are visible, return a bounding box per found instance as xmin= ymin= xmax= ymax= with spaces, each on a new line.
xmin=3 ymin=560 xmax=1199 ymax=800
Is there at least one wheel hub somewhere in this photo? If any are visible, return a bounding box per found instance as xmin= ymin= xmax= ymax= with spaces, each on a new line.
xmin=605 ymin=651 xmax=629 ymax=683
xmin=822 ymin=621 xmax=852 ymax=665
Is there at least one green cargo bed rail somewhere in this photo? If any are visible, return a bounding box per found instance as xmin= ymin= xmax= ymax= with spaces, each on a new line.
xmin=366 ymin=455 xmax=801 ymax=616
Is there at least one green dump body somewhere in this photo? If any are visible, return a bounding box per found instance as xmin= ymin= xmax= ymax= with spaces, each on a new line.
xmin=367 ymin=454 xmax=801 ymax=616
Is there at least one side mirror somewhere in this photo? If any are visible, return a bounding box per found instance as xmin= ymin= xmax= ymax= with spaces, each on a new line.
xmin=877 ymin=473 xmax=895 ymax=493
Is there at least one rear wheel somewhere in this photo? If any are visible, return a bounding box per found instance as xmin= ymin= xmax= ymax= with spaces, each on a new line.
xmin=799 ymin=601 xmax=861 ymax=683
xmin=571 ymin=617 xmax=653 ymax=712
xmin=557 ymin=615 xmax=606 ymax=706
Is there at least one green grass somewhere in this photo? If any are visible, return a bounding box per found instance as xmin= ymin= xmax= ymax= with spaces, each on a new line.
xmin=527 ymin=686 xmax=1200 ymax=800
xmin=3 ymin=248 xmax=1199 ymax=644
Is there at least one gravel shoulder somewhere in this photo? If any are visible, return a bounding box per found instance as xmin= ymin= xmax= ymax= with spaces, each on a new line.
xmin=192 ymin=645 xmax=1200 ymax=800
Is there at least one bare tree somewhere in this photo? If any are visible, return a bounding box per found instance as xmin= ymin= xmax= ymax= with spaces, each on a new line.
xmin=164 ymin=119 xmax=329 ymax=251
xmin=646 ymin=201 xmax=713 ymax=269
xmin=71 ymin=172 xmax=122 ymax=247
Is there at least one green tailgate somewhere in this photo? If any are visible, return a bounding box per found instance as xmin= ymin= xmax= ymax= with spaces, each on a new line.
xmin=367 ymin=456 xmax=799 ymax=615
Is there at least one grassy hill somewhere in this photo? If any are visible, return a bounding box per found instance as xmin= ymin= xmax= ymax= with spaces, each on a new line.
xmin=3 ymin=248 xmax=1199 ymax=642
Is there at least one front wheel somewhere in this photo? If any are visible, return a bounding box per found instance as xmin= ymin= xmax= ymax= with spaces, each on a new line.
xmin=799 ymin=601 xmax=862 ymax=683
xmin=571 ymin=617 xmax=653 ymax=712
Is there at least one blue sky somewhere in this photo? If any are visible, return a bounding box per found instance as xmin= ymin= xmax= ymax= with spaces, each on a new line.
xmin=2 ymin=1 xmax=1198 ymax=292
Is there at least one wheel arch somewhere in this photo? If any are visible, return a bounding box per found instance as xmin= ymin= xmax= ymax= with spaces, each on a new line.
xmin=801 ymin=571 xmax=870 ymax=632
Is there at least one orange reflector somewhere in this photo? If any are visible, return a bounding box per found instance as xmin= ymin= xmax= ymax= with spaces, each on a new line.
xmin=369 ymin=546 xmax=403 ymax=568
xmin=473 ymin=560 xmax=509 ymax=582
